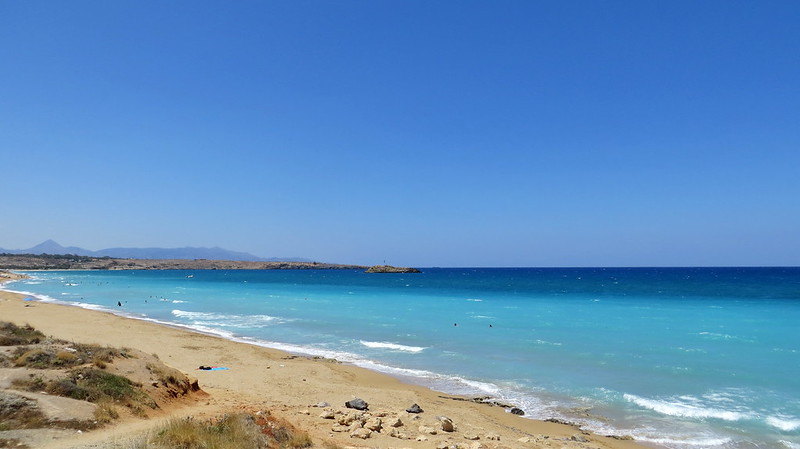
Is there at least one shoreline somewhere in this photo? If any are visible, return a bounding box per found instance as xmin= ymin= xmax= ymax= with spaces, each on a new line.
xmin=0 ymin=279 xmax=645 ymax=449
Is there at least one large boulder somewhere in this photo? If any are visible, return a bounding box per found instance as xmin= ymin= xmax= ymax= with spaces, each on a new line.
xmin=345 ymin=398 xmax=369 ymax=410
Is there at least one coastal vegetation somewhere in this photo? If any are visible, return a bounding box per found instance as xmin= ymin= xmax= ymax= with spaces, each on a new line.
xmin=128 ymin=412 xmax=314 ymax=449
xmin=0 ymin=321 xmax=200 ymax=437
xmin=0 ymin=254 xmax=365 ymax=271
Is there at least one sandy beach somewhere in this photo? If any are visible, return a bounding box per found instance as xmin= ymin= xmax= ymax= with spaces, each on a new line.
xmin=0 ymin=282 xmax=644 ymax=449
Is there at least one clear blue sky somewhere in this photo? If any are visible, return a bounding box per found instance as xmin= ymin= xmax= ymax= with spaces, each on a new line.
xmin=2 ymin=1 xmax=798 ymax=267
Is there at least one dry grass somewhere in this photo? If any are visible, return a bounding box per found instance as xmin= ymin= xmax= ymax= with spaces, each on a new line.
xmin=0 ymin=392 xmax=48 ymax=430
xmin=0 ymin=438 xmax=30 ymax=448
xmin=52 ymin=368 xmax=157 ymax=409
xmin=12 ymin=345 xmax=127 ymax=369
xmin=0 ymin=322 xmax=44 ymax=346
xmin=126 ymin=413 xmax=314 ymax=449
xmin=146 ymin=362 xmax=180 ymax=385
xmin=12 ymin=368 xmax=157 ymax=416
xmin=0 ymin=391 xmax=101 ymax=432
xmin=11 ymin=374 xmax=46 ymax=392
xmin=254 ymin=413 xmax=314 ymax=449
xmin=13 ymin=348 xmax=51 ymax=368
xmin=10 ymin=338 xmax=131 ymax=370
xmin=94 ymin=399 xmax=120 ymax=423
xmin=149 ymin=414 xmax=268 ymax=449
xmin=55 ymin=349 xmax=79 ymax=364
xmin=73 ymin=343 xmax=131 ymax=363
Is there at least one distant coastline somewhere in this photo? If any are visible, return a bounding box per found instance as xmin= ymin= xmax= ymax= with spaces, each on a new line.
xmin=0 ymin=254 xmax=365 ymax=271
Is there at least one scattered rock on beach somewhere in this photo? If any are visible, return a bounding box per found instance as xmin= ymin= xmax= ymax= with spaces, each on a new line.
xmin=388 ymin=417 xmax=404 ymax=427
xmin=338 ymin=411 xmax=364 ymax=425
xmin=365 ymin=417 xmax=382 ymax=431
xmin=509 ymin=407 xmax=525 ymax=415
xmin=419 ymin=425 xmax=438 ymax=435
xmin=345 ymin=398 xmax=369 ymax=410
xmin=389 ymin=428 xmax=410 ymax=439
xmin=438 ymin=416 xmax=455 ymax=432
xmin=319 ymin=410 xmax=336 ymax=419
xmin=571 ymin=433 xmax=590 ymax=442
xmin=350 ymin=427 xmax=372 ymax=439
xmin=406 ymin=403 xmax=424 ymax=413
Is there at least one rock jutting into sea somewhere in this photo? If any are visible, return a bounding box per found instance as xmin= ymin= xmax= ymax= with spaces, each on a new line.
xmin=365 ymin=265 xmax=422 ymax=274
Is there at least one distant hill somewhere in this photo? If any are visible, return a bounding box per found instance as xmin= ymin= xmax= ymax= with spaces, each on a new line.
xmin=0 ymin=240 xmax=310 ymax=262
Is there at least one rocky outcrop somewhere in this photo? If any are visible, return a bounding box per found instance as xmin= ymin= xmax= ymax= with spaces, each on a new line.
xmin=0 ymin=270 xmax=27 ymax=283
xmin=365 ymin=265 xmax=421 ymax=274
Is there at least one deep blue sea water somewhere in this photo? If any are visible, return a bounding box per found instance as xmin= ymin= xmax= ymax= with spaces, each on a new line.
xmin=5 ymin=267 xmax=799 ymax=449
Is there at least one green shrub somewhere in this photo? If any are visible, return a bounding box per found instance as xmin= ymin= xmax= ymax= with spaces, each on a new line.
xmin=14 ymin=349 xmax=52 ymax=368
xmin=0 ymin=322 xmax=44 ymax=346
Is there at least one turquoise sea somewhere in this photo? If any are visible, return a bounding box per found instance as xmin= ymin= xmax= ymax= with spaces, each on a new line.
xmin=5 ymin=267 xmax=799 ymax=449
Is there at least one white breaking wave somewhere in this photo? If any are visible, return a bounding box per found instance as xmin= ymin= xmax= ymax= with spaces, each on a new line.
xmin=360 ymin=340 xmax=426 ymax=353
xmin=779 ymin=440 xmax=800 ymax=449
xmin=695 ymin=332 xmax=755 ymax=343
xmin=3 ymin=289 xmax=59 ymax=303
xmin=767 ymin=416 xmax=800 ymax=432
xmin=624 ymin=394 xmax=752 ymax=421
xmin=634 ymin=435 xmax=732 ymax=447
xmin=171 ymin=310 xmax=282 ymax=328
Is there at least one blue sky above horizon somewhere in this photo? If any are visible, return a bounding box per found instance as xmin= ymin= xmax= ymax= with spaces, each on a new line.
xmin=2 ymin=1 xmax=799 ymax=267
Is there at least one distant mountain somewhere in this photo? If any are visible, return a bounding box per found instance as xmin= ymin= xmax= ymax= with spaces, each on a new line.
xmin=0 ymin=240 xmax=310 ymax=263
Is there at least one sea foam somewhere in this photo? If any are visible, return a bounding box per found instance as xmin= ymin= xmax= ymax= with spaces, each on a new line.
xmin=360 ymin=340 xmax=426 ymax=353
xmin=172 ymin=310 xmax=282 ymax=328
xmin=767 ymin=416 xmax=800 ymax=432
xmin=624 ymin=394 xmax=752 ymax=421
